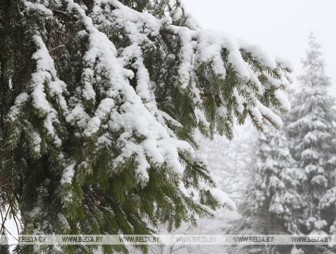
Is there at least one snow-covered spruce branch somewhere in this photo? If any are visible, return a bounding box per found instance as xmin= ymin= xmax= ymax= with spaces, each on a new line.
xmin=2 ymin=0 xmax=292 ymax=252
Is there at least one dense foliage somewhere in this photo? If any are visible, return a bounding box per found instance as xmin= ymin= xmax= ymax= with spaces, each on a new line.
xmin=0 ymin=0 xmax=290 ymax=253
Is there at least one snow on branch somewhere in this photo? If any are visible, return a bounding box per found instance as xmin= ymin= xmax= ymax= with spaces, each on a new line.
xmin=63 ymin=0 xmax=193 ymax=183
xmin=17 ymin=0 xmax=291 ymax=184
xmin=8 ymin=31 xmax=68 ymax=153
xmin=18 ymin=0 xmax=291 ymax=188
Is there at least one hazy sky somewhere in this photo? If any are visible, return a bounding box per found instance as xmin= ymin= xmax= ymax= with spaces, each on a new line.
xmin=182 ymin=0 xmax=336 ymax=94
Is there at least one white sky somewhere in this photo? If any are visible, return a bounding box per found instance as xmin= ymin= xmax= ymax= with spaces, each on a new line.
xmin=182 ymin=0 xmax=336 ymax=94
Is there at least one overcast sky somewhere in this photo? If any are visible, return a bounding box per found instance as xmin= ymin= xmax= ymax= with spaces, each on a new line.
xmin=182 ymin=0 xmax=336 ymax=94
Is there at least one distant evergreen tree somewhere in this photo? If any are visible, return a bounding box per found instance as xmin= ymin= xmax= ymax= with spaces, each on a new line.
xmin=286 ymin=35 xmax=336 ymax=254
xmin=287 ymin=34 xmax=336 ymax=233
xmin=249 ymin=124 xmax=302 ymax=234
xmin=232 ymin=123 xmax=301 ymax=254
xmin=0 ymin=0 xmax=291 ymax=253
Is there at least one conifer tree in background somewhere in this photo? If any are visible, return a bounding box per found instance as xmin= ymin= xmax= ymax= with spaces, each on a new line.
xmin=286 ymin=35 xmax=336 ymax=254
xmin=249 ymin=124 xmax=302 ymax=234
xmin=0 ymin=0 xmax=291 ymax=253
xmin=232 ymin=123 xmax=301 ymax=254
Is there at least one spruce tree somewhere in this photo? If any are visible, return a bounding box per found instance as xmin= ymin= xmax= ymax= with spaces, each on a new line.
xmin=1 ymin=0 xmax=291 ymax=253
xmin=250 ymin=124 xmax=301 ymax=233
xmin=286 ymin=34 xmax=336 ymax=236
xmin=232 ymin=123 xmax=301 ymax=254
